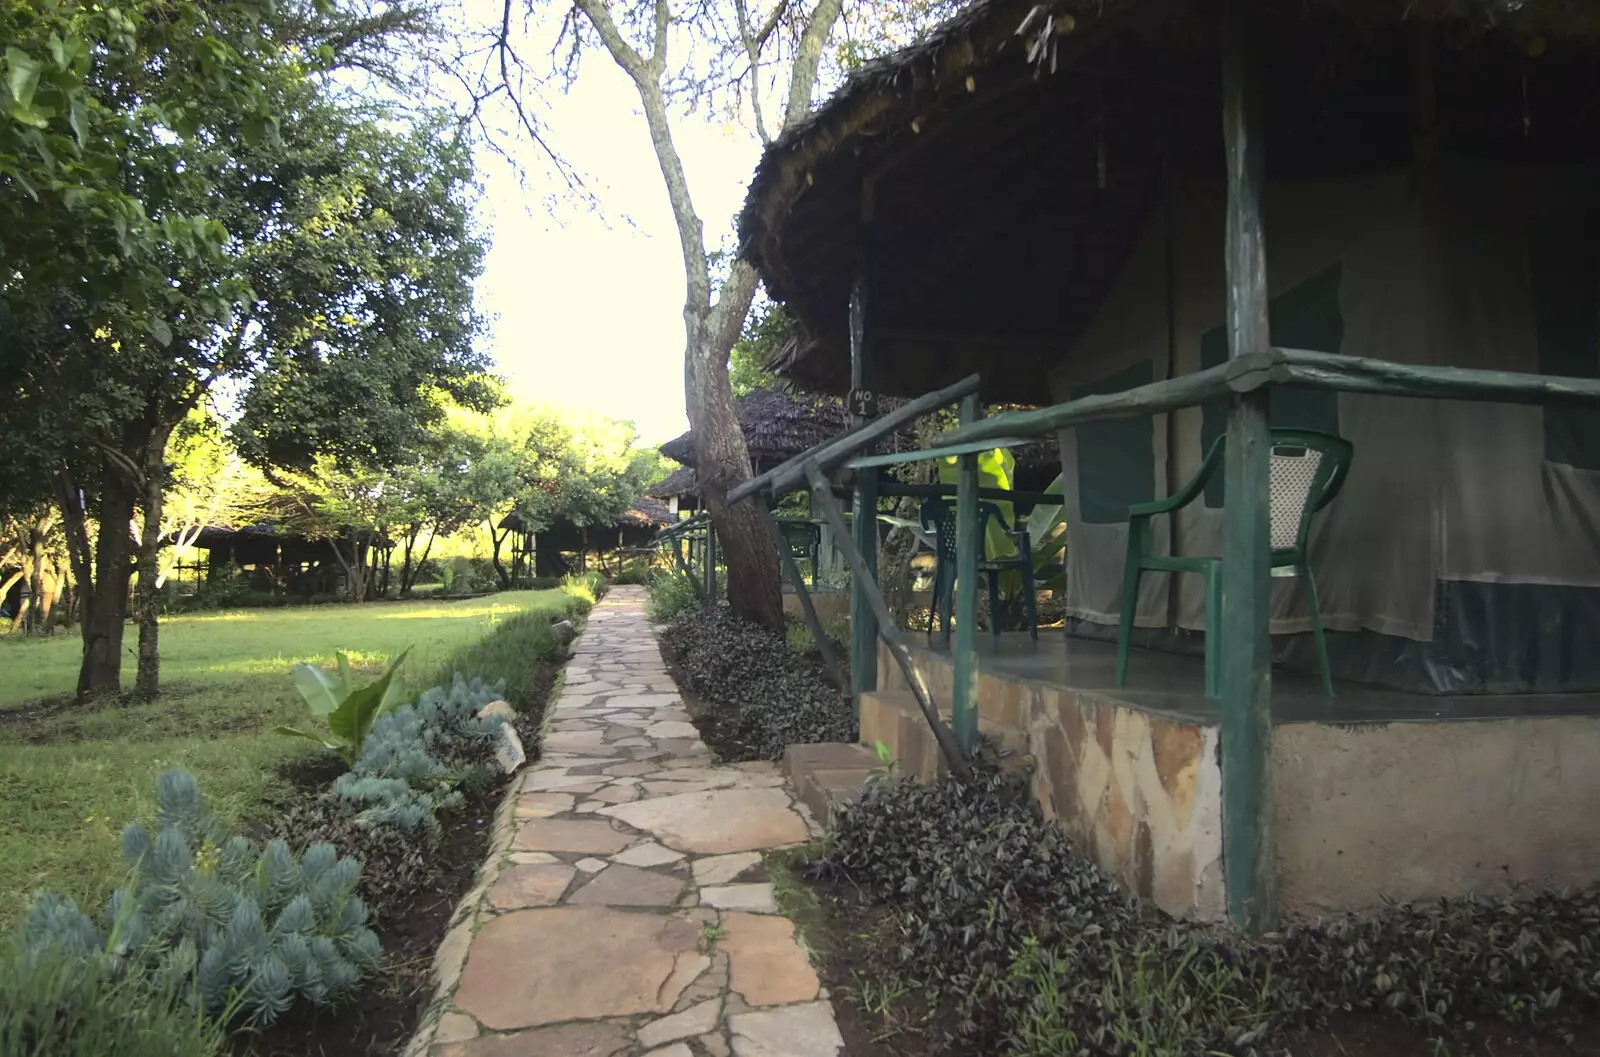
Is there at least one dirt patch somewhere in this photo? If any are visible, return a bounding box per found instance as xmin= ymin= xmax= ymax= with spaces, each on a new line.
xmin=233 ymin=786 xmax=501 ymax=1057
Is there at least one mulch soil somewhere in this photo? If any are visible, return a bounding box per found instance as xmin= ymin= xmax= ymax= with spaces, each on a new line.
xmin=787 ymin=864 xmax=1600 ymax=1057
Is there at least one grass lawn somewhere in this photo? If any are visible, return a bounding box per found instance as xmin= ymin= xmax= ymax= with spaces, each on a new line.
xmin=0 ymin=590 xmax=580 ymax=930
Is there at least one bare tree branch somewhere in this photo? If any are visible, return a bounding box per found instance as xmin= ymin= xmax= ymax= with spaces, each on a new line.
xmin=732 ymin=0 xmax=773 ymax=144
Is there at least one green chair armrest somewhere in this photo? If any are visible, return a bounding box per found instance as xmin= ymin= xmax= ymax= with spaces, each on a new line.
xmin=1125 ymin=434 xmax=1224 ymax=522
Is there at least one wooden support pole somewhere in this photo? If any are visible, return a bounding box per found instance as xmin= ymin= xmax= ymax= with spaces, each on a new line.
xmin=806 ymin=462 xmax=969 ymax=778
xmin=952 ymin=395 xmax=981 ymax=755
xmin=1219 ymin=0 xmax=1278 ymax=936
xmin=848 ymin=244 xmax=880 ymax=710
xmin=759 ymin=503 xmax=846 ymax=691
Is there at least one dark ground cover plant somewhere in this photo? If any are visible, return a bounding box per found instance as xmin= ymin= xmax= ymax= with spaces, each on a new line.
xmin=658 ymin=603 xmax=854 ymax=760
xmin=809 ymin=772 xmax=1600 ymax=1057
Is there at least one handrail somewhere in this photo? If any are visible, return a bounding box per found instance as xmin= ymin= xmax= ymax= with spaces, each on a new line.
xmin=726 ymin=372 xmax=982 ymax=505
xmin=936 ymin=348 xmax=1600 ymax=448
xmin=654 ymin=513 xmax=709 ymax=541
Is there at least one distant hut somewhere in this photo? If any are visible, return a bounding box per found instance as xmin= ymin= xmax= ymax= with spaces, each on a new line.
xmin=172 ymin=523 xmax=392 ymax=599
xmin=534 ymin=498 xmax=674 ymax=577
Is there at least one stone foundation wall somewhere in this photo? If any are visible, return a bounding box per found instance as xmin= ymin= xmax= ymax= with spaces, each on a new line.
xmin=1275 ymin=716 xmax=1600 ymax=913
xmin=879 ymin=643 xmax=1226 ymax=920
xmin=878 ymin=643 xmax=1600 ymax=920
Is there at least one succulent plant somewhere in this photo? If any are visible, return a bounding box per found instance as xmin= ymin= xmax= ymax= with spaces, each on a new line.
xmin=21 ymin=769 xmax=380 ymax=1027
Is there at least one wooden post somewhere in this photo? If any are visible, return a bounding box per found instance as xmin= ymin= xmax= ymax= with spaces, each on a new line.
xmin=1219 ymin=0 xmax=1278 ymax=936
xmin=848 ymin=197 xmax=881 ymax=711
xmin=759 ymin=503 xmax=846 ymax=690
xmin=952 ymin=395 xmax=981 ymax=755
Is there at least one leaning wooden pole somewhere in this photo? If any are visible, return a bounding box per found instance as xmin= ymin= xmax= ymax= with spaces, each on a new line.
xmin=952 ymin=395 xmax=981 ymax=755
xmin=757 ymin=502 xmax=847 ymax=691
xmin=805 ymin=462 xmax=969 ymax=778
xmin=1219 ymin=0 xmax=1279 ymax=936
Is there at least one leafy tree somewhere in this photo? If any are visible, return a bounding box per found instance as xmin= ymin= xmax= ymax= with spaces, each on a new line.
xmin=728 ymin=300 xmax=788 ymax=398
xmin=2 ymin=3 xmax=492 ymax=699
xmin=470 ymin=0 xmax=962 ymax=630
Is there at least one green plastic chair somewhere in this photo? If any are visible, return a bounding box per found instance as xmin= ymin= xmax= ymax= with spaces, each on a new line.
xmin=920 ymin=499 xmax=1039 ymax=642
xmin=1114 ymin=428 xmax=1353 ymax=697
xmin=777 ymin=519 xmax=821 ymax=584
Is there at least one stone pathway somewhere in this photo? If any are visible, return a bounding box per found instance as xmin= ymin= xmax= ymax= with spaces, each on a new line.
xmin=412 ymin=587 xmax=843 ymax=1057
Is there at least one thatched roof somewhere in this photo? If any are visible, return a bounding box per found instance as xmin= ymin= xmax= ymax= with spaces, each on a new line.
xmin=646 ymin=464 xmax=699 ymax=499
xmin=658 ymin=388 xmax=850 ymax=468
xmin=739 ymin=0 xmax=1600 ymax=398
xmin=621 ymin=498 xmax=674 ymax=527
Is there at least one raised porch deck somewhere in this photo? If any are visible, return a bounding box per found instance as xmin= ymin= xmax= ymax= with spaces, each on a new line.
xmin=860 ymin=632 xmax=1600 ymax=920
xmin=911 ymin=634 xmax=1600 ymax=725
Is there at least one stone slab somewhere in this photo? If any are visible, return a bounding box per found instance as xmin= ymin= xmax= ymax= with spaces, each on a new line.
xmin=488 ymin=864 xmax=576 ymax=910
xmin=728 ymin=1002 xmax=843 ymax=1057
xmin=514 ymin=819 xmax=632 ymax=855
xmin=598 ymin=788 xmax=807 ymax=854
xmin=613 ymin=841 xmax=687 ymax=867
xmin=700 ymin=884 xmax=778 ymax=913
xmin=454 ymin=907 xmax=709 ymax=1030
xmin=691 ymin=852 xmax=761 ymax=886
xmin=431 ymin=1019 xmax=631 ymax=1057
xmin=567 ymin=863 xmax=686 ymax=907
xmin=720 ymin=911 xmax=820 ymax=1006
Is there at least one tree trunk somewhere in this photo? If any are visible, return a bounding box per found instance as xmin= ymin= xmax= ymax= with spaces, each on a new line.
xmin=571 ymin=0 xmax=843 ymax=633
xmin=25 ymin=521 xmax=45 ymax=634
xmin=134 ymin=427 xmax=172 ymax=700
xmin=80 ymin=474 xmax=137 ymax=699
xmin=489 ymin=521 xmax=513 ymax=589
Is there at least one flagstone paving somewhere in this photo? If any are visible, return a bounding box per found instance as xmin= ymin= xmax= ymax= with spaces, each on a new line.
xmin=409 ymin=587 xmax=841 ymax=1057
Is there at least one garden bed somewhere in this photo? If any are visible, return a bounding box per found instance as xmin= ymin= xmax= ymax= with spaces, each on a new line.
xmin=236 ymin=779 xmax=504 ymax=1057
xmin=657 ymin=604 xmax=853 ymax=761
xmin=1 ymin=581 xmax=598 ymax=1057
xmin=773 ymin=771 xmax=1600 ymax=1057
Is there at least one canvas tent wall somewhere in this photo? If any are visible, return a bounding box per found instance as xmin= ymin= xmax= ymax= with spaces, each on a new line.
xmin=1058 ymin=159 xmax=1600 ymax=694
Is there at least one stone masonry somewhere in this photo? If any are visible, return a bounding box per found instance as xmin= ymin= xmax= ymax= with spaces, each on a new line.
xmin=406 ymin=587 xmax=843 ymax=1057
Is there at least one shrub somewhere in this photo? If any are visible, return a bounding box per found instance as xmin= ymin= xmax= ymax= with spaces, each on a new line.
xmin=0 ymin=940 xmax=226 ymax=1057
xmin=658 ymin=605 xmax=853 ymax=760
xmin=612 ymin=560 xmax=651 ymax=585
xmin=430 ymin=612 xmax=563 ymax=713
xmin=646 ymin=570 xmax=702 ymax=624
xmin=276 ymin=647 xmax=412 ymax=763
xmin=563 ymin=570 xmax=604 ymax=609
xmin=329 ymin=674 xmax=509 ymax=834
xmin=21 ymin=769 xmax=379 ymax=1027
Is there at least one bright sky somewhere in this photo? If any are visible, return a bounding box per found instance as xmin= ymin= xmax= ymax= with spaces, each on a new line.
xmin=471 ymin=54 xmax=762 ymax=446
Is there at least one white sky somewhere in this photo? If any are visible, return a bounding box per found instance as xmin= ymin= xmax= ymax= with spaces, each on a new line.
xmin=471 ymin=55 xmax=761 ymax=446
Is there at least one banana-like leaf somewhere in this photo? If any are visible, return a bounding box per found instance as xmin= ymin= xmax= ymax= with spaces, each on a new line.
xmin=326 ymin=648 xmax=413 ymax=763
xmin=335 ymin=651 xmax=354 ymax=698
xmin=1026 ymin=472 xmax=1066 ymax=543
xmin=290 ymin=663 xmax=342 ymax=719
xmin=272 ymin=726 xmax=341 ymax=752
xmin=938 ymin=448 xmax=1019 ymax=559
